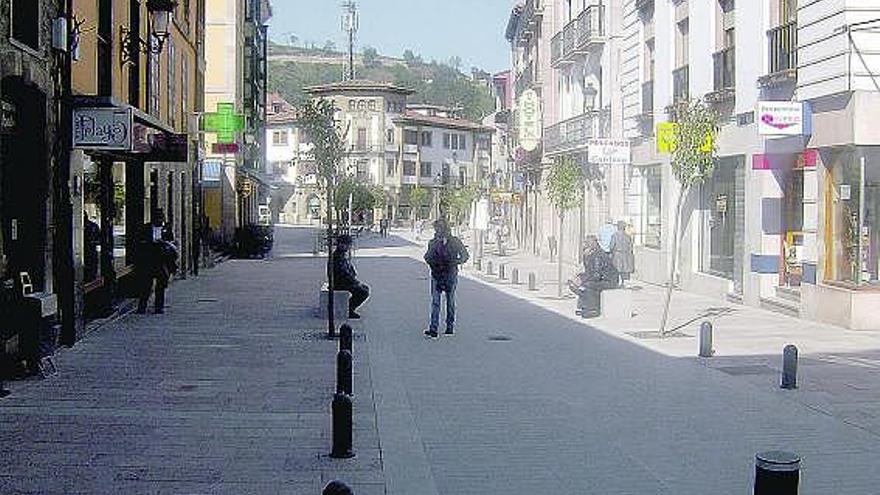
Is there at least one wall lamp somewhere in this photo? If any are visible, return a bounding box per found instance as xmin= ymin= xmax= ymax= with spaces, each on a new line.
xmin=120 ymin=0 xmax=178 ymax=65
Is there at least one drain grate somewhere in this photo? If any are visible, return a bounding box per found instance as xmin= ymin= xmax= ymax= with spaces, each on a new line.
xmin=715 ymin=365 xmax=777 ymax=376
xmin=487 ymin=335 xmax=513 ymax=342
xmin=626 ymin=330 xmax=692 ymax=340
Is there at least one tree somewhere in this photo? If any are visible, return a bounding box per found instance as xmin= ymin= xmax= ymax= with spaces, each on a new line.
xmin=287 ymin=34 xmax=299 ymax=47
xmin=448 ymin=55 xmax=462 ymax=71
xmin=370 ymin=184 xmax=388 ymax=214
xmin=362 ymin=46 xmax=379 ymax=68
xmin=323 ymin=40 xmax=337 ymax=53
xmin=402 ymin=49 xmax=422 ymax=67
xmin=334 ymin=177 xmax=376 ymax=223
xmin=443 ymin=184 xmax=479 ymax=229
xmin=299 ymin=98 xmax=347 ymax=338
xmin=409 ymin=185 xmax=430 ymax=220
xmin=659 ymin=99 xmax=719 ymax=336
xmin=546 ymin=156 xmax=583 ymax=298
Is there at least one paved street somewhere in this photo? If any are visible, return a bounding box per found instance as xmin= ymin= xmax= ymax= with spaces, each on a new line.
xmin=3 ymin=225 xmax=880 ymax=494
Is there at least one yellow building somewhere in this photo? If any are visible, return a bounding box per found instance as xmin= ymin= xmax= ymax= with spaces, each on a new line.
xmin=202 ymin=0 xmax=271 ymax=245
xmin=68 ymin=0 xmax=204 ymax=321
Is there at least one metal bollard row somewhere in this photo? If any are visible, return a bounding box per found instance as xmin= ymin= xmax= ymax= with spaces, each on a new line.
xmin=331 ymin=324 xmax=356 ymax=459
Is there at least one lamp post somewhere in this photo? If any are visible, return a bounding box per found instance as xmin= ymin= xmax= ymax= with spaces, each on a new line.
xmin=120 ymin=0 xmax=177 ymax=65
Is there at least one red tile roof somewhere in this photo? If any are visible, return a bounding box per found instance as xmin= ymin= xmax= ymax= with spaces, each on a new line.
xmin=394 ymin=111 xmax=493 ymax=132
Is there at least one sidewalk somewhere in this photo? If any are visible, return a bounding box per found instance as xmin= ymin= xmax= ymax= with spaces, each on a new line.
xmin=395 ymin=226 xmax=880 ymax=437
xmin=0 ymin=226 xmax=384 ymax=494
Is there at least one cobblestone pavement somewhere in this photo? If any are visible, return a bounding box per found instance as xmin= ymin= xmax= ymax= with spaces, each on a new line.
xmin=0 ymin=226 xmax=384 ymax=495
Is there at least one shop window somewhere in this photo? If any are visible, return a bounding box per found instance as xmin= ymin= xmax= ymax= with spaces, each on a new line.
xmin=634 ymin=165 xmax=662 ymax=249
xmin=10 ymin=0 xmax=39 ymax=51
xmin=83 ymin=159 xmax=102 ymax=281
xmin=700 ymin=156 xmax=744 ymax=281
xmin=112 ymin=163 xmax=127 ymax=269
xmin=826 ymin=149 xmax=880 ymax=285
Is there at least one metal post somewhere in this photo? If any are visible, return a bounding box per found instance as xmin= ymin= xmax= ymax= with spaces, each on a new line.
xmin=754 ymin=451 xmax=800 ymax=495
xmin=337 ymin=349 xmax=352 ymax=396
xmin=699 ymin=321 xmax=714 ymax=357
xmin=499 ymin=263 xmax=506 ymax=280
xmin=781 ymin=345 xmax=798 ymax=389
xmin=487 ymin=260 xmax=494 ymax=275
xmin=339 ymin=324 xmax=352 ymax=354
xmin=330 ymin=392 xmax=355 ymax=458
xmin=512 ymin=268 xmax=520 ymax=285
xmin=528 ymin=272 xmax=537 ymax=291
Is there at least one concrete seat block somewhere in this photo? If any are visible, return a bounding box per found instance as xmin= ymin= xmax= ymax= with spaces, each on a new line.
xmin=319 ymin=283 xmax=350 ymax=319
xmin=601 ymin=288 xmax=633 ymax=319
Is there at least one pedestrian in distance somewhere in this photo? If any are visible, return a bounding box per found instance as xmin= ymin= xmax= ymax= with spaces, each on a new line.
xmin=379 ymin=217 xmax=389 ymax=238
xmin=135 ymin=208 xmax=178 ymax=314
xmin=423 ymin=218 xmax=469 ymax=339
xmin=609 ymin=220 xmax=635 ymax=287
xmin=570 ymin=235 xmax=619 ymax=318
xmin=332 ymin=234 xmax=370 ymax=319
xmin=83 ymin=212 xmax=100 ymax=283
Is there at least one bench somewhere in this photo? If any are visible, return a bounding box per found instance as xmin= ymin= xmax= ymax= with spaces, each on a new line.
xmin=600 ymin=288 xmax=634 ymax=319
xmin=319 ymin=283 xmax=350 ymax=320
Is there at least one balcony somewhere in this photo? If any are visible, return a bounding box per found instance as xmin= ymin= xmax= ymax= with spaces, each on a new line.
xmin=551 ymin=4 xmax=605 ymax=67
xmin=672 ymin=65 xmax=689 ymax=103
xmin=708 ymin=47 xmax=736 ymax=103
xmin=760 ymin=21 xmax=797 ymax=88
xmin=544 ymin=111 xmax=605 ymax=155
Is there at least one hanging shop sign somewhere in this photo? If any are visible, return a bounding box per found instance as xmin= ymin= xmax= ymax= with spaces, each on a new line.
xmin=73 ymin=107 xmax=133 ymax=150
xmin=239 ymin=178 xmax=253 ymax=198
xmin=212 ymin=143 xmax=240 ymax=154
xmin=756 ymin=101 xmax=811 ymax=136
xmin=657 ymin=122 xmax=713 ymax=154
xmin=517 ymin=89 xmax=541 ymax=152
xmin=587 ymin=139 xmax=631 ymax=165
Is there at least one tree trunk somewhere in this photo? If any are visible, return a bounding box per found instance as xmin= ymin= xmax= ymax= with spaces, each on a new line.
xmin=327 ymin=185 xmax=335 ymax=338
xmin=659 ymin=186 xmax=688 ymax=337
xmin=557 ymin=213 xmax=564 ymax=298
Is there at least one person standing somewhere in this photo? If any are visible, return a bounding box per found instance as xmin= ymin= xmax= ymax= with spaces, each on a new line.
xmin=83 ymin=212 xmax=100 ymax=282
xmin=332 ymin=234 xmax=370 ymax=319
xmin=423 ymin=219 xmax=469 ymax=339
xmin=135 ymin=209 xmax=176 ymax=314
xmin=609 ymin=220 xmax=635 ymax=287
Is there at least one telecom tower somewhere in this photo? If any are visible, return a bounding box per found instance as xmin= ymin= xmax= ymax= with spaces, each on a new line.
xmin=341 ymin=1 xmax=358 ymax=81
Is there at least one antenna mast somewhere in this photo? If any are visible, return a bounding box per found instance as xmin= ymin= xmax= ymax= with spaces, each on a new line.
xmin=341 ymin=1 xmax=358 ymax=81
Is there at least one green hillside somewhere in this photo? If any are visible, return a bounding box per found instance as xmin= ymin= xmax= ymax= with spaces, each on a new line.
xmin=267 ymin=45 xmax=496 ymax=122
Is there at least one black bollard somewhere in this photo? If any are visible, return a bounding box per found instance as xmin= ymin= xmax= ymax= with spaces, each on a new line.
xmin=475 ymin=259 xmax=482 ymax=271
xmin=487 ymin=261 xmax=494 ymax=275
xmin=754 ymin=451 xmax=800 ymax=495
xmin=499 ymin=264 xmax=506 ymax=280
xmin=699 ymin=321 xmax=714 ymax=358
xmin=337 ymin=349 xmax=353 ymax=396
xmin=781 ymin=345 xmax=798 ymax=389
xmin=330 ymin=392 xmax=355 ymax=458
xmin=323 ymin=480 xmax=354 ymax=495
xmin=528 ymin=272 xmax=537 ymax=291
xmin=512 ymin=268 xmax=520 ymax=285
xmin=339 ymin=324 xmax=353 ymax=354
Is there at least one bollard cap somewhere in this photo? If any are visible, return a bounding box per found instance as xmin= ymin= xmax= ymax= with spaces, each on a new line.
xmin=323 ymin=480 xmax=354 ymax=495
xmin=756 ymin=451 xmax=800 ymax=472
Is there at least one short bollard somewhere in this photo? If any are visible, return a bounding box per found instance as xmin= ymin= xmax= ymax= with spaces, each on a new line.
xmin=781 ymin=344 xmax=798 ymax=390
xmin=698 ymin=321 xmax=714 ymax=358
xmin=528 ymin=272 xmax=537 ymax=291
xmin=499 ymin=264 xmax=506 ymax=280
xmin=754 ymin=451 xmax=800 ymax=495
xmin=323 ymin=480 xmax=354 ymax=495
xmin=339 ymin=324 xmax=353 ymax=354
xmin=475 ymin=259 xmax=482 ymax=271
xmin=512 ymin=268 xmax=520 ymax=285
xmin=487 ymin=261 xmax=494 ymax=275
xmin=330 ymin=392 xmax=355 ymax=459
xmin=337 ymin=349 xmax=353 ymax=396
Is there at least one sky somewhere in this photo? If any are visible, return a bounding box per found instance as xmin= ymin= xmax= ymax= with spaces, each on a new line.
xmin=267 ymin=0 xmax=514 ymax=73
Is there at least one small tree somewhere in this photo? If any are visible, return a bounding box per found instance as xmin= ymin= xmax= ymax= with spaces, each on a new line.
xmin=363 ymin=46 xmax=379 ymax=68
xmin=659 ymin=99 xmax=719 ymax=336
xmin=300 ymin=98 xmax=347 ymax=337
xmin=409 ymin=185 xmax=429 ymax=220
xmin=546 ymin=156 xmax=583 ymax=298
xmin=370 ymin=184 xmax=387 ymax=217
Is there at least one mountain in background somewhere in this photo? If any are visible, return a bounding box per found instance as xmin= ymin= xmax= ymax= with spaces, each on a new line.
xmin=267 ymin=43 xmax=496 ymax=122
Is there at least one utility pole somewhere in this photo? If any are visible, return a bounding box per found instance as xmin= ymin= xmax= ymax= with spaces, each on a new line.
xmin=341 ymin=1 xmax=358 ymax=81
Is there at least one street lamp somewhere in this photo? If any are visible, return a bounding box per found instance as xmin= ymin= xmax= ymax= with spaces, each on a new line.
xmin=583 ymin=83 xmax=598 ymax=112
xmin=120 ymin=0 xmax=178 ymax=64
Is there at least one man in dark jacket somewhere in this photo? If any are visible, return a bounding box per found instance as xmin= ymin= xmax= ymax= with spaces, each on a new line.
xmin=574 ymin=235 xmax=619 ymax=318
xmin=423 ymin=219 xmax=469 ymax=339
xmin=332 ymin=234 xmax=369 ymax=319
xmin=135 ymin=209 xmax=176 ymax=314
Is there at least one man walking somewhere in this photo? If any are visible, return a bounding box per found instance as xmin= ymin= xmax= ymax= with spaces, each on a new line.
xmin=135 ymin=208 xmax=177 ymax=314
xmin=332 ymin=234 xmax=370 ymax=319
xmin=424 ymin=219 xmax=469 ymax=339
xmin=609 ymin=220 xmax=635 ymax=287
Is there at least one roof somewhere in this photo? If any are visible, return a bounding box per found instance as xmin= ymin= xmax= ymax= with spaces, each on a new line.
xmin=304 ymin=80 xmax=416 ymax=96
xmin=393 ymin=111 xmax=494 ymax=133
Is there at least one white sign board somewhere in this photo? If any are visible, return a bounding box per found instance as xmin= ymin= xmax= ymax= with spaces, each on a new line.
xmin=517 ymin=89 xmax=541 ymax=152
xmin=470 ymin=198 xmax=490 ymax=231
xmin=73 ymin=107 xmax=133 ymax=150
xmin=587 ymin=139 xmax=631 ymax=165
xmin=757 ymin=101 xmax=811 ymax=136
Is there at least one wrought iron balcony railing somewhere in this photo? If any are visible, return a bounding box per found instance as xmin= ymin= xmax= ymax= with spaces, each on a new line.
xmin=768 ymin=21 xmax=797 ymax=75
xmin=551 ymin=3 xmax=605 ymax=67
xmin=713 ymin=47 xmax=736 ymax=91
xmin=672 ymin=65 xmax=689 ymax=103
xmin=544 ymin=111 xmax=606 ymax=155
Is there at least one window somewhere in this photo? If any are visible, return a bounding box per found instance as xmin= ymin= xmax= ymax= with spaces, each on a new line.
xmin=168 ymin=40 xmax=177 ymax=128
xmin=357 ymin=128 xmax=367 ymax=150
xmin=272 ymin=130 xmax=288 ymax=146
xmin=675 ymin=20 xmax=689 ymax=69
xmin=272 ymin=103 xmax=283 ymax=114
xmin=634 ymin=166 xmax=662 ymax=249
xmin=443 ymin=133 xmax=450 ymax=149
xmin=699 ymin=156 xmax=744 ymax=283
xmin=386 ymin=129 xmax=394 ymax=144
xmin=404 ymin=129 xmax=419 ymax=145
xmin=458 ymin=135 xmax=466 ymax=150
xmin=386 ymin=158 xmax=397 ymax=176
xmin=11 ymin=0 xmax=39 ymax=51
xmin=150 ymin=36 xmax=160 ymax=116
xmin=420 ymin=131 xmax=432 ymax=147
xmin=349 ymin=100 xmax=356 ymax=110
xmin=403 ymin=160 xmax=416 ymax=176
xmin=181 ymin=56 xmax=189 ymax=129
xmin=419 ymin=161 xmax=432 ymax=178
xmin=459 ymin=169 xmax=467 ymax=186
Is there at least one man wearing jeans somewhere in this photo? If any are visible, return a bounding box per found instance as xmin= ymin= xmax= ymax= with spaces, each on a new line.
xmin=424 ymin=219 xmax=469 ymax=339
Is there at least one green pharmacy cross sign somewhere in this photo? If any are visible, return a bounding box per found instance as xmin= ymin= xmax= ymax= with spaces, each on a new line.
xmin=203 ymin=103 xmax=244 ymax=143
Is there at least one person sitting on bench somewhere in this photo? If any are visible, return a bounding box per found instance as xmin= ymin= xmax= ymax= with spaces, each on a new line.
xmin=332 ymin=234 xmax=370 ymax=319
xmin=571 ymin=235 xmax=619 ymax=318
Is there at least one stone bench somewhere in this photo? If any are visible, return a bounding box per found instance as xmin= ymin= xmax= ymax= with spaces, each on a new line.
xmin=600 ymin=288 xmax=634 ymax=319
xmin=319 ymin=283 xmax=350 ymax=320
